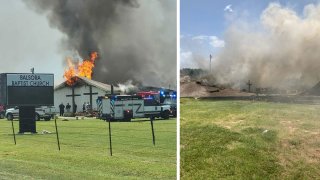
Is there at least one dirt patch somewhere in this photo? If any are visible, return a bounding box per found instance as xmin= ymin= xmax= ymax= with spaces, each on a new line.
xmin=180 ymin=76 xmax=255 ymax=97
xmin=279 ymin=120 xmax=320 ymax=161
xmin=279 ymin=132 xmax=320 ymax=168
xmin=180 ymin=81 xmax=210 ymax=97
xmin=214 ymin=122 xmax=243 ymax=130
xmin=226 ymin=141 xmax=244 ymax=150
xmin=280 ymin=120 xmax=299 ymax=135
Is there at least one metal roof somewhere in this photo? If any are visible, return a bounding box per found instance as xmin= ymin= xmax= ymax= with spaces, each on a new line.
xmin=54 ymin=76 xmax=121 ymax=92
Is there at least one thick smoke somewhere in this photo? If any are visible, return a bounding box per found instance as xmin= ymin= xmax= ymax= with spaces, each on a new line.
xmin=25 ymin=0 xmax=176 ymax=89
xmin=212 ymin=3 xmax=320 ymax=90
xmin=118 ymin=80 xmax=138 ymax=94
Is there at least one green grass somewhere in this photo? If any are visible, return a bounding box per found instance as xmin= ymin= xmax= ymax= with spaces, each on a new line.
xmin=0 ymin=118 xmax=176 ymax=179
xmin=181 ymin=98 xmax=320 ymax=179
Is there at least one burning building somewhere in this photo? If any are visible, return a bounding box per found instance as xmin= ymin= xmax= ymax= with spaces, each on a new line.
xmin=54 ymin=76 xmax=120 ymax=113
xmin=64 ymin=51 xmax=98 ymax=86
xmin=54 ymin=51 xmax=120 ymax=113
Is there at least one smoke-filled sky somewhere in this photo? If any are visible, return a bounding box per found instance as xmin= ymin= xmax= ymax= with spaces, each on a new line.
xmin=0 ymin=0 xmax=65 ymax=85
xmin=0 ymin=0 xmax=176 ymax=89
xmin=181 ymin=0 xmax=320 ymax=89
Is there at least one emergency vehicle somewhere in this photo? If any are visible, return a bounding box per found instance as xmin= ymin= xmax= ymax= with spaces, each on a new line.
xmin=157 ymin=90 xmax=177 ymax=117
xmin=97 ymin=92 xmax=171 ymax=121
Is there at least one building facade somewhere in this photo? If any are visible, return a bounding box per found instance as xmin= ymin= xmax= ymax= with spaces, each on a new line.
xmin=54 ymin=76 xmax=121 ymax=113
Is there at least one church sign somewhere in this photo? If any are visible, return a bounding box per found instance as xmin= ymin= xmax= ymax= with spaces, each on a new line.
xmin=0 ymin=73 xmax=54 ymax=106
xmin=7 ymin=74 xmax=53 ymax=87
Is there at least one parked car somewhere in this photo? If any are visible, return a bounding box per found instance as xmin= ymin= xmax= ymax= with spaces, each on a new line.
xmin=41 ymin=106 xmax=56 ymax=119
xmin=5 ymin=106 xmax=52 ymax=121
xmin=0 ymin=104 xmax=5 ymax=119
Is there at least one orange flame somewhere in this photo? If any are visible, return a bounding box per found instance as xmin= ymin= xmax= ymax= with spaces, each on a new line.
xmin=63 ymin=52 xmax=98 ymax=86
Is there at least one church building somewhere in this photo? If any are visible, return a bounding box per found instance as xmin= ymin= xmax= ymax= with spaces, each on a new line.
xmin=54 ymin=76 xmax=121 ymax=112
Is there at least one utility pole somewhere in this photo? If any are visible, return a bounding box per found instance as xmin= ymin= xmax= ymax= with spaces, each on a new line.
xmin=247 ymin=80 xmax=252 ymax=92
xmin=209 ymin=54 xmax=212 ymax=72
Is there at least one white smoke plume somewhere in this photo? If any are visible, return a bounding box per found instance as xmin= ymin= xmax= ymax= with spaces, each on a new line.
xmin=118 ymin=80 xmax=138 ymax=94
xmin=213 ymin=3 xmax=320 ymax=90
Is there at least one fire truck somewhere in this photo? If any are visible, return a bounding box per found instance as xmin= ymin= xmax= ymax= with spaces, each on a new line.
xmin=138 ymin=90 xmax=177 ymax=117
xmin=158 ymin=90 xmax=177 ymax=117
xmin=97 ymin=91 xmax=171 ymax=121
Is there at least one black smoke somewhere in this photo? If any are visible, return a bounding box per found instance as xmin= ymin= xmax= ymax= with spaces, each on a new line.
xmin=25 ymin=0 xmax=176 ymax=89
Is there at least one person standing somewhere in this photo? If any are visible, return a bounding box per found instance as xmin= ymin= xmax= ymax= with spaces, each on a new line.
xmin=74 ymin=104 xmax=77 ymax=113
xmin=86 ymin=102 xmax=91 ymax=111
xmin=66 ymin=103 xmax=71 ymax=113
xmin=83 ymin=102 xmax=86 ymax=112
xmin=59 ymin=103 xmax=65 ymax=116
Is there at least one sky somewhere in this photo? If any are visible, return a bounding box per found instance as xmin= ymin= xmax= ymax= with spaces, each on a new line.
xmin=0 ymin=0 xmax=176 ymax=88
xmin=180 ymin=0 xmax=320 ymax=69
xmin=2 ymin=0 xmax=320 ymax=87
xmin=0 ymin=0 xmax=65 ymax=85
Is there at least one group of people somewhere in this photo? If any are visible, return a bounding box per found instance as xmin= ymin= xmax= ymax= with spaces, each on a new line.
xmin=58 ymin=102 xmax=91 ymax=116
xmin=82 ymin=102 xmax=91 ymax=112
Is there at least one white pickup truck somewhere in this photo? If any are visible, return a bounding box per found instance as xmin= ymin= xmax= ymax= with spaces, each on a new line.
xmin=5 ymin=106 xmax=55 ymax=121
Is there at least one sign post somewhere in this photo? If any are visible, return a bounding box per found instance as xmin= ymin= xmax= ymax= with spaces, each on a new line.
xmin=19 ymin=106 xmax=36 ymax=133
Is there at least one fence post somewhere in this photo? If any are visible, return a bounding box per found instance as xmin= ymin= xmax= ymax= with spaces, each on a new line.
xmin=54 ymin=116 xmax=61 ymax=151
xmin=108 ymin=119 xmax=113 ymax=156
xmin=11 ymin=118 xmax=16 ymax=145
xmin=150 ymin=118 xmax=155 ymax=146
xmin=108 ymin=85 xmax=114 ymax=156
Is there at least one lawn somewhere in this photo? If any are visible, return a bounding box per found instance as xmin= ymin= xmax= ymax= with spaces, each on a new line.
xmin=181 ymin=98 xmax=320 ymax=179
xmin=0 ymin=118 xmax=176 ymax=179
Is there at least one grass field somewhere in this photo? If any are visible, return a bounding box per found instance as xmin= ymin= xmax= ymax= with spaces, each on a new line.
xmin=181 ymin=98 xmax=320 ymax=179
xmin=0 ymin=118 xmax=176 ymax=179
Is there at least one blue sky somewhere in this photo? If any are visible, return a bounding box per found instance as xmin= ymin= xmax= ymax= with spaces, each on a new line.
xmin=180 ymin=0 xmax=320 ymax=68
